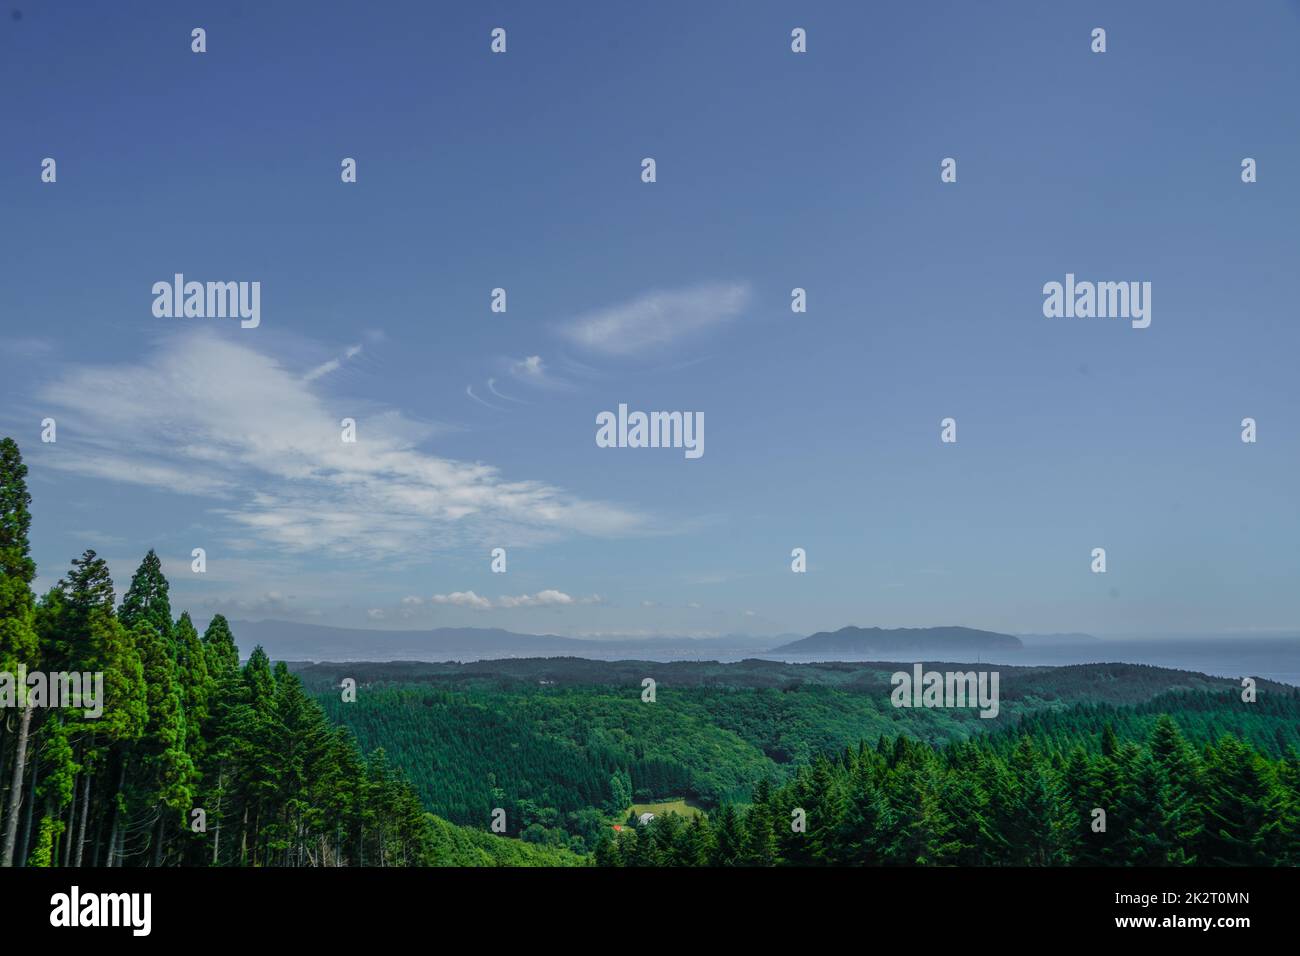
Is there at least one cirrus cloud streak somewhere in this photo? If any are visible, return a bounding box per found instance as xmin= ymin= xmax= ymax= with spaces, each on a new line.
xmin=34 ymin=331 xmax=645 ymax=562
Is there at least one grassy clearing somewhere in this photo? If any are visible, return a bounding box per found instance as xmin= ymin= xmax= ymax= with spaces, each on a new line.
xmin=628 ymin=798 xmax=705 ymax=819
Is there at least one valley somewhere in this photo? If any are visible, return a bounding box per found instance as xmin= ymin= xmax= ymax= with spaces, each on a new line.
xmin=292 ymin=657 xmax=1300 ymax=863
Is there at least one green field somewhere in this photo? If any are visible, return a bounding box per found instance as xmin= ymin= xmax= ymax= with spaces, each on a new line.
xmin=629 ymin=799 xmax=705 ymax=820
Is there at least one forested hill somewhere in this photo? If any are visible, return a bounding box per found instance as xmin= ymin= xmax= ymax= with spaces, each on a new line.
xmin=290 ymin=656 xmax=1273 ymax=702
xmin=300 ymin=656 xmax=1296 ymax=855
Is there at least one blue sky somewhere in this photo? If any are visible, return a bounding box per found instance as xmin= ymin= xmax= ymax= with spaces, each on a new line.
xmin=2 ymin=1 xmax=1298 ymax=639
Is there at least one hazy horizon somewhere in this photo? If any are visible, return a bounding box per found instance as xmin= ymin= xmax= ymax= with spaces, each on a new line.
xmin=222 ymin=618 xmax=1300 ymax=687
xmin=229 ymin=617 xmax=1300 ymax=641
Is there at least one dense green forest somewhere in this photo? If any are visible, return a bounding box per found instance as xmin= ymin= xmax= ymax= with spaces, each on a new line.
xmin=596 ymin=708 xmax=1300 ymax=866
xmin=0 ymin=437 xmax=578 ymax=868
xmin=302 ymin=657 xmax=1298 ymax=853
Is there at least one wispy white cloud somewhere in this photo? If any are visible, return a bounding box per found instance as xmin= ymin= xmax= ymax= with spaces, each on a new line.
xmin=35 ymin=331 xmax=645 ymax=561
xmin=431 ymin=590 xmax=492 ymax=610
xmin=190 ymin=588 xmax=298 ymax=616
xmin=465 ymin=384 xmax=506 ymax=411
xmin=511 ymin=355 xmax=545 ymax=380
xmin=498 ymin=589 xmax=577 ymax=609
xmin=556 ymin=281 xmax=751 ymax=356
xmin=486 ymin=378 xmax=528 ymax=404
xmin=501 ymin=355 xmax=570 ymax=390
xmin=303 ymin=343 xmax=362 ymax=382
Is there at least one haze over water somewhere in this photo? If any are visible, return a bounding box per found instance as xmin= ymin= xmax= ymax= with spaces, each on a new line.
xmin=769 ymin=636 xmax=1300 ymax=687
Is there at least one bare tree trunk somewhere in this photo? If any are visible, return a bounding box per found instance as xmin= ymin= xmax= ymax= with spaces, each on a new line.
xmin=61 ymin=773 xmax=78 ymax=867
xmin=90 ymin=794 xmax=106 ymax=868
xmin=111 ymin=815 xmax=125 ymax=867
xmin=104 ymin=756 xmax=127 ymax=868
xmin=211 ymin=768 xmax=223 ymax=865
xmin=250 ymin=806 xmax=259 ymax=867
xmin=42 ymin=794 xmax=57 ymax=867
xmin=16 ymin=745 xmax=38 ymax=867
xmin=0 ymin=705 xmax=32 ymax=867
xmin=151 ymin=811 xmax=165 ymax=867
xmin=0 ymin=713 xmax=10 ymax=842
xmin=73 ymin=771 xmax=91 ymax=866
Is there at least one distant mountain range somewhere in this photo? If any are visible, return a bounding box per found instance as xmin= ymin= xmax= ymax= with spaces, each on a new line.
xmin=231 ymin=619 xmax=1033 ymax=663
xmin=769 ymin=625 xmax=1022 ymax=656
xmin=223 ymin=621 xmax=1300 ymax=686
xmin=229 ymin=619 xmax=780 ymax=663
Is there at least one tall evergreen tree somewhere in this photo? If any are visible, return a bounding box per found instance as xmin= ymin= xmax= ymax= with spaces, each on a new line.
xmin=0 ymin=438 xmax=38 ymax=867
xmin=119 ymin=550 xmax=173 ymax=646
xmin=838 ymin=756 xmax=889 ymax=865
xmin=1201 ymin=736 xmax=1274 ymax=865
